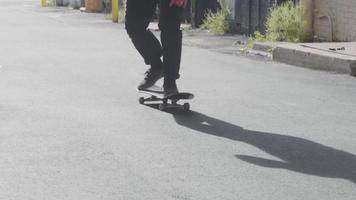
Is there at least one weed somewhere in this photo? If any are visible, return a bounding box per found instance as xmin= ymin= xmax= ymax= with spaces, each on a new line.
xmin=106 ymin=0 xmax=126 ymax=22
xmin=46 ymin=0 xmax=56 ymax=6
xmin=265 ymin=1 xmax=307 ymax=42
xmin=254 ymin=31 xmax=266 ymax=42
xmin=200 ymin=8 xmax=230 ymax=35
xmin=118 ymin=5 xmax=126 ymax=22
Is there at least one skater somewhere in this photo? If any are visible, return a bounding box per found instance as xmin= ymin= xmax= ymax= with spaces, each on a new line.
xmin=125 ymin=0 xmax=188 ymax=97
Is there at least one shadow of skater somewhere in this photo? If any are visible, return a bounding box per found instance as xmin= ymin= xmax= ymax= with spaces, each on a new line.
xmin=170 ymin=110 xmax=356 ymax=183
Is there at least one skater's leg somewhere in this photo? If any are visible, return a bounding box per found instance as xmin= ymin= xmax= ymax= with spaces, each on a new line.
xmin=159 ymin=0 xmax=183 ymax=93
xmin=125 ymin=0 xmax=164 ymax=89
xmin=125 ymin=0 xmax=162 ymax=68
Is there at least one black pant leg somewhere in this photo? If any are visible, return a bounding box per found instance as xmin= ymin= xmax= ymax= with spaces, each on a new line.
xmin=125 ymin=0 xmax=162 ymax=67
xmin=159 ymin=0 xmax=183 ymax=84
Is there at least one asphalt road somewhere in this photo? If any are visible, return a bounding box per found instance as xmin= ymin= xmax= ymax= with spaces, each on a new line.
xmin=1 ymin=1 xmax=356 ymax=199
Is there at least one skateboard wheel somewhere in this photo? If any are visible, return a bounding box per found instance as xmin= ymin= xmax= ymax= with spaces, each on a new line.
xmin=183 ymin=103 xmax=190 ymax=111
xmin=139 ymin=97 xmax=145 ymax=104
xmin=158 ymin=104 xmax=166 ymax=111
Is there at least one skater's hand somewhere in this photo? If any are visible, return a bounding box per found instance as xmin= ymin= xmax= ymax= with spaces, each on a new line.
xmin=169 ymin=0 xmax=188 ymax=8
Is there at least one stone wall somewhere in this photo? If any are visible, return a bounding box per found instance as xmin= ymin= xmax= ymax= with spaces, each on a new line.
xmin=314 ymin=0 xmax=356 ymax=41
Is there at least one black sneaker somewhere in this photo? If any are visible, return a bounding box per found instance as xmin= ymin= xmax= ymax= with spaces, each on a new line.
xmin=164 ymin=82 xmax=179 ymax=98
xmin=137 ymin=68 xmax=164 ymax=90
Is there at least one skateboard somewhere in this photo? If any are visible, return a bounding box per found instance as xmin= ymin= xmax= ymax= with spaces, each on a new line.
xmin=137 ymin=85 xmax=194 ymax=111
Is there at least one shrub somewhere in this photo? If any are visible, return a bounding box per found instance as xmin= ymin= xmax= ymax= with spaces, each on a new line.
xmin=118 ymin=1 xmax=126 ymax=22
xmin=266 ymin=1 xmax=307 ymax=42
xmin=46 ymin=0 xmax=56 ymax=6
xmin=105 ymin=0 xmax=126 ymax=22
xmin=254 ymin=31 xmax=266 ymax=42
xmin=201 ymin=8 xmax=230 ymax=35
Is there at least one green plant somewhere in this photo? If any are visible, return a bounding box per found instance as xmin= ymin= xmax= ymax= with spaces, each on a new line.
xmin=46 ymin=0 xmax=56 ymax=6
xmin=254 ymin=31 xmax=266 ymax=42
xmin=245 ymin=31 xmax=265 ymax=51
xmin=247 ymin=37 xmax=255 ymax=49
xmin=200 ymin=8 xmax=230 ymax=35
xmin=118 ymin=5 xmax=126 ymax=22
xmin=200 ymin=0 xmax=230 ymax=34
xmin=105 ymin=0 xmax=126 ymax=22
xmin=218 ymin=0 xmax=229 ymax=11
xmin=246 ymin=31 xmax=276 ymax=54
xmin=266 ymin=1 xmax=307 ymax=42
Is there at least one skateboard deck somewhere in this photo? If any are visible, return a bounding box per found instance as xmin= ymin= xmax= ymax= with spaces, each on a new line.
xmin=137 ymin=85 xmax=194 ymax=111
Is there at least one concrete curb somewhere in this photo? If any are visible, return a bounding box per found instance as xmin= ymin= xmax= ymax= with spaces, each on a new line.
xmin=253 ymin=42 xmax=356 ymax=76
xmin=252 ymin=42 xmax=276 ymax=53
xmin=273 ymin=43 xmax=356 ymax=75
xmin=351 ymin=62 xmax=356 ymax=76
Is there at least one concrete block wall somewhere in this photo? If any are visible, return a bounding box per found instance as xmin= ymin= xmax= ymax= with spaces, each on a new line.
xmin=233 ymin=0 xmax=277 ymax=35
xmin=234 ymin=0 xmax=250 ymax=34
xmin=314 ymin=0 xmax=356 ymax=41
